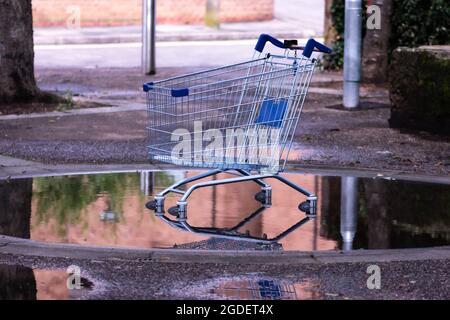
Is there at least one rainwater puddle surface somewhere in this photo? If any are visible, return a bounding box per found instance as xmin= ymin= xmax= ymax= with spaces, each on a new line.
xmin=0 ymin=170 xmax=449 ymax=251
xmin=179 ymin=276 xmax=322 ymax=300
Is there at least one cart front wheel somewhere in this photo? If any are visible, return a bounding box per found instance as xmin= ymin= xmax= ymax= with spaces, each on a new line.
xmin=254 ymin=190 xmax=271 ymax=206
xmin=254 ymin=191 xmax=266 ymax=203
xmin=146 ymin=200 xmax=157 ymax=211
xmin=298 ymin=201 xmax=310 ymax=213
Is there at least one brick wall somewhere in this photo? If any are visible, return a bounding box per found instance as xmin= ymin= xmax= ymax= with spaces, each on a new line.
xmin=157 ymin=0 xmax=205 ymax=24
xmin=220 ymin=0 xmax=273 ymax=23
xmin=32 ymin=0 xmax=274 ymax=27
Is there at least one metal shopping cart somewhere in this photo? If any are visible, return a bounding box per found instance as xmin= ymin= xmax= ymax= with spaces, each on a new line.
xmin=144 ymin=34 xmax=332 ymax=224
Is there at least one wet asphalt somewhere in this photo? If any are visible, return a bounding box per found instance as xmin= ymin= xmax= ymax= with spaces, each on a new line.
xmin=1 ymin=252 xmax=449 ymax=300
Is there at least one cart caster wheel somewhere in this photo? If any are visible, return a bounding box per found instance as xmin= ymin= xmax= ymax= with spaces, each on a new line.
xmin=167 ymin=206 xmax=179 ymax=217
xmin=254 ymin=191 xmax=265 ymax=203
xmin=298 ymin=201 xmax=310 ymax=213
xmin=146 ymin=200 xmax=157 ymax=211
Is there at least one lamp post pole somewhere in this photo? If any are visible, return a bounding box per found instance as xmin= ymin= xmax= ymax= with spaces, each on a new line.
xmin=343 ymin=0 xmax=362 ymax=108
xmin=142 ymin=0 xmax=156 ymax=75
xmin=340 ymin=176 xmax=358 ymax=251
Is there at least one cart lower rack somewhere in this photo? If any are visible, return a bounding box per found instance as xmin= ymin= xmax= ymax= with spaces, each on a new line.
xmin=144 ymin=34 xmax=331 ymax=238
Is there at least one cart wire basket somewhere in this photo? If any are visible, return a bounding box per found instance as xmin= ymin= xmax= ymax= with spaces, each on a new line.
xmin=144 ymin=34 xmax=331 ymax=229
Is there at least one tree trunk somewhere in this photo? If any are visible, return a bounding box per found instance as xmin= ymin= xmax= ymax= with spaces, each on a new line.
xmin=361 ymin=0 xmax=393 ymax=83
xmin=0 ymin=0 xmax=39 ymax=103
xmin=324 ymin=0 xmax=336 ymax=47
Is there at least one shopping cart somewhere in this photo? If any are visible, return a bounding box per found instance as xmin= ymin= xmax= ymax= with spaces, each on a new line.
xmin=144 ymin=34 xmax=331 ymax=223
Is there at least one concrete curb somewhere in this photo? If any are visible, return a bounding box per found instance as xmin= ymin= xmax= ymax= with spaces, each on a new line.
xmin=1 ymin=156 xmax=449 ymax=185
xmin=0 ymin=88 xmax=389 ymax=122
xmin=285 ymin=164 xmax=450 ymax=185
xmin=0 ymin=102 xmax=146 ymax=121
xmin=34 ymin=31 xmax=312 ymax=46
xmin=1 ymin=235 xmax=449 ymax=265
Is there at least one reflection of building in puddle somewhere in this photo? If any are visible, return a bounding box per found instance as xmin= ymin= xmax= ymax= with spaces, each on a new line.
xmin=261 ymin=173 xmax=336 ymax=251
xmin=174 ymin=171 xmax=337 ymax=250
xmin=210 ymin=278 xmax=321 ymax=300
xmin=34 ymin=269 xmax=69 ymax=300
xmin=183 ymin=171 xmax=263 ymax=235
xmin=158 ymin=171 xmax=341 ymax=250
xmin=30 ymin=171 xmax=338 ymax=250
xmin=30 ymin=173 xmax=209 ymax=248
xmin=34 ymin=269 xmax=93 ymax=300
xmin=16 ymin=171 xmax=450 ymax=251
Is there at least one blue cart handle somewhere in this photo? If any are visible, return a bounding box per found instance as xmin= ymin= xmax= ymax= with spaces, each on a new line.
xmin=254 ymin=34 xmax=332 ymax=58
xmin=254 ymin=34 xmax=286 ymax=52
xmin=301 ymin=39 xmax=332 ymax=58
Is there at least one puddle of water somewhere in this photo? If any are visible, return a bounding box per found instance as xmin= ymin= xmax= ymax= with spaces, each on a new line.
xmin=175 ymin=276 xmax=321 ymax=300
xmin=211 ymin=278 xmax=321 ymax=300
xmin=0 ymin=264 xmax=93 ymax=300
xmin=0 ymin=170 xmax=449 ymax=251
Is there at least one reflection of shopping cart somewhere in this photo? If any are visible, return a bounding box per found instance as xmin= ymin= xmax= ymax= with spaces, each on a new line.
xmin=144 ymin=34 xmax=331 ymax=220
xmin=215 ymin=279 xmax=299 ymax=300
xmin=158 ymin=204 xmax=313 ymax=245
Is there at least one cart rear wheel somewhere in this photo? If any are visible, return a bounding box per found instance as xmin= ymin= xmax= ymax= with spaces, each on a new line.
xmin=168 ymin=206 xmax=179 ymax=217
xmin=254 ymin=191 xmax=267 ymax=203
xmin=298 ymin=201 xmax=310 ymax=213
xmin=146 ymin=200 xmax=157 ymax=211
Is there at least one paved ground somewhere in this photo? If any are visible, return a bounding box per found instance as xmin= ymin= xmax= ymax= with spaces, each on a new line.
xmin=34 ymin=0 xmax=324 ymax=45
xmin=5 ymin=252 xmax=450 ymax=300
xmin=1 ymin=236 xmax=449 ymax=300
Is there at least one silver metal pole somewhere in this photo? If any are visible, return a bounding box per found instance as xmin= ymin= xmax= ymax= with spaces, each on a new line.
xmin=343 ymin=0 xmax=362 ymax=108
xmin=140 ymin=170 xmax=150 ymax=195
xmin=142 ymin=0 xmax=156 ymax=75
xmin=340 ymin=176 xmax=358 ymax=251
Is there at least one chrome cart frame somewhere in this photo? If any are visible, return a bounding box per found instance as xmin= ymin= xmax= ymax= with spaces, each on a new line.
xmin=158 ymin=203 xmax=313 ymax=245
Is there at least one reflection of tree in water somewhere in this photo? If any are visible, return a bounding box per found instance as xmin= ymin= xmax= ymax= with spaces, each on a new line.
xmin=33 ymin=173 xmax=144 ymax=236
xmin=321 ymin=177 xmax=450 ymax=249
xmin=153 ymin=172 xmax=176 ymax=190
xmin=0 ymin=178 xmax=36 ymax=299
xmin=0 ymin=179 xmax=33 ymax=238
xmin=385 ymin=180 xmax=450 ymax=247
xmin=0 ymin=265 xmax=36 ymax=300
